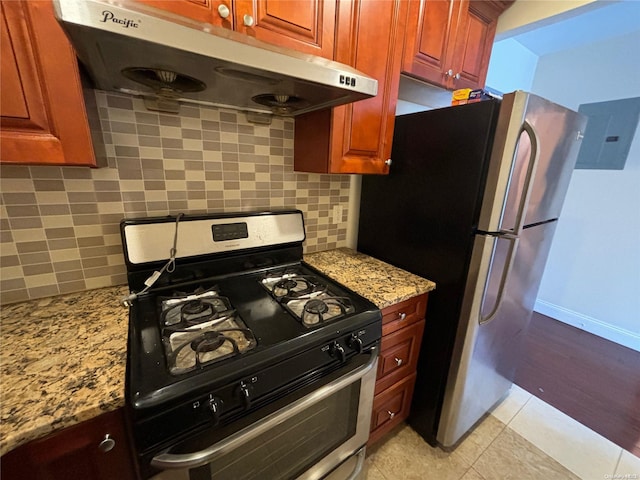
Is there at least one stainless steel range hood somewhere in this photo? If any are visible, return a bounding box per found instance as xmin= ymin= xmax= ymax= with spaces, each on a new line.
xmin=52 ymin=0 xmax=377 ymax=116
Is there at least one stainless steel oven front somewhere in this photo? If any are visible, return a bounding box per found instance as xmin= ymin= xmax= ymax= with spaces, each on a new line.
xmin=149 ymin=349 xmax=378 ymax=480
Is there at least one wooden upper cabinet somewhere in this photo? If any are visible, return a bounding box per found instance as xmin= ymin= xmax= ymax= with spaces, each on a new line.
xmin=136 ymin=0 xmax=335 ymax=59
xmin=135 ymin=0 xmax=233 ymax=29
xmin=294 ymin=0 xmax=407 ymax=174
xmin=402 ymin=0 xmax=512 ymax=90
xmin=235 ymin=0 xmax=335 ymax=59
xmin=402 ymin=0 xmax=460 ymax=87
xmin=0 ymin=0 xmax=97 ymax=166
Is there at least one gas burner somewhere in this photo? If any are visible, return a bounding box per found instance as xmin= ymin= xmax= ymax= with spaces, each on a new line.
xmin=287 ymin=293 xmax=355 ymax=327
xmin=159 ymin=288 xmax=233 ymax=326
xmin=304 ymin=299 xmax=329 ymax=315
xmin=261 ymin=271 xmax=324 ymax=300
xmin=164 ymin=314 xmax=257 ymax=374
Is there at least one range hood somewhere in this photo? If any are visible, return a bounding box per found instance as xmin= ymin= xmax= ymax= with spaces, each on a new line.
xmin=52 ymin=0 xmax=378 ymax=116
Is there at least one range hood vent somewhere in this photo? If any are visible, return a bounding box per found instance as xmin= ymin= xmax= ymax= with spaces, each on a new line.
xmin=53 ymin=0 xmax=378 ymax=116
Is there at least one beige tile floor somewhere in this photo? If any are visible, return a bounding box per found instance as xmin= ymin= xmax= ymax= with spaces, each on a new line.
xmin=365 ymin=385 xmax=640 ymax=480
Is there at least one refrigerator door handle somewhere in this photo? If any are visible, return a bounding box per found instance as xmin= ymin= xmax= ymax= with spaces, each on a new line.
xmin=479 ymin=121 xmax=539 ymax=325
xmin=508 ymin=120 xmax=541 ymax=235
xmin=479 ymin=235 xmax=519 ymax=325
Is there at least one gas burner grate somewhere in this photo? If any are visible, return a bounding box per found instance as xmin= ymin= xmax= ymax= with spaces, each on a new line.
xmin=158 ymin=286 xmax=257 ymax=374
xmin=286 ymin=292 xmax=355 ymax=327
xmin=163 ymin=313 xmax=257 ymax=375
xmin=260 ymin=270 xmax=325 ymax=301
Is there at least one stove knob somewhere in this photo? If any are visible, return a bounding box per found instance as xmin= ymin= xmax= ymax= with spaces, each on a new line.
xmin=238 ymin=382 xmax=252 ymax=409
xmin=348 ymin=334 xmax=363 ymax=354
xmin=208 ymin=397 xmax=224 ymax=425
xmin=330 ymin=342 xmax=346 ymax=363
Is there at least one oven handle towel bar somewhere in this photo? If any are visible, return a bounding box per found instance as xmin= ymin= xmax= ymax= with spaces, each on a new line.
xmin=150 ymin=347 xmax=379 ymax=470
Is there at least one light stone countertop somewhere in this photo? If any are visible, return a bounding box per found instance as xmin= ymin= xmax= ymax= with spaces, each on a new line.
xmin=304 ymin=248 xmax=436 ymax=309
xmin=0 ymin=285 xmax=129 ymax=457
xmin=0 ymin=249 xmax=435 ymax=456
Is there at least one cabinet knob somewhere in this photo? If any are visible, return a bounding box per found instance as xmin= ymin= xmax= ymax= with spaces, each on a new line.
xmin=98 ymin=434 xmax=115 ymax=453
xmin=217 ymin=4 xmax=230 ymax=18
xmin=384 ymin=159 xmax=392 ymax=166
xmin=445 ymin=69 xmax=453 ymax=77
xmin=394 ymin=357 xmax=403 ymax=366
xmin=576 ymin=131 xmax=584 ymax=140
xmin=387 ymin=410 xmax=396 ymax=420
xmin=454 ymin=73 xmax=461 ymax=80
xmin=243 ymin=14 xmax=255 ymax=27
xmin=398 ymin=312 xmax=406 ymax=321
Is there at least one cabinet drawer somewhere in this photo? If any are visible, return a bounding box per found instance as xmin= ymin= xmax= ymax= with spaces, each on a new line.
xmin=375 ymin=319 xmax=425 ymax=395
xmin=381 ymin=293 xmax=428 ymax=336
xmin=368 ymin=373 xmax=416 ymax=446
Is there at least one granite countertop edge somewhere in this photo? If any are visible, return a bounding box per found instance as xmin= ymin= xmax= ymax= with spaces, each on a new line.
xmin=303 ymin=247 xmax=436 ymax=309
xmin=0 ymin=248 xmax=435 ymax=456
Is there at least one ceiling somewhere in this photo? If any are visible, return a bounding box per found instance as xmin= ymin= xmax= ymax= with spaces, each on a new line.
xmin=507 ymin=0 xmax=640 ymax=56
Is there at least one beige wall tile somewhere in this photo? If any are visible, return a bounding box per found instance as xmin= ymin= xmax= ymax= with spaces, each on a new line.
xmin=0 ymin=91 xmax=351 ymax=304
xmin=24 ymin=273 xmax=57 ymax=288
xmin=12 ymin=229 xmax=46 ymax=243
xmin=41 ymin=216 xmax=74 ymax=228
xmin=1 ymin=266 xmax=23 ymax=280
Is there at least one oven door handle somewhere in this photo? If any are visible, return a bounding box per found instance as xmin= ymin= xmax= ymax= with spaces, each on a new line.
xmin=150 ymin=347 xmax=379 ymax=470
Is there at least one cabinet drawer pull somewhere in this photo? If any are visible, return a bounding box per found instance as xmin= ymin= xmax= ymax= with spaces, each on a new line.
xmin=98 ymin=434 xmax=115 ymax=453
xmin=394 ymin=357 xmax=403 ymax=367
xmin=387 ymin=410 xmax=396 ymax=420
xmin=397 ymin=312 xmax=406 ymax=321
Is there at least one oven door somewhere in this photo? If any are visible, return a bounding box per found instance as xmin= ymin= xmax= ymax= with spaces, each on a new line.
xmin=149 ymin=348 xmax=378 ymax=480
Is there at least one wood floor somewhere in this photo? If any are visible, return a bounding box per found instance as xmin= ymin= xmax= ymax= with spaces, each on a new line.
xmin=515 ymin=312 xmax=640 ymax=458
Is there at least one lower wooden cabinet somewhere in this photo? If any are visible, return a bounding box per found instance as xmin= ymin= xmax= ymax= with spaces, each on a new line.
xmin=369 ymin=292 xmax=429 ymax=445
xmin=376 ymin=319 xmax=425 ymax=395
xmin=369 ymin=372 xmax=416 ymax=446
xmin=0 ymin=408 xmax=137 ymax=480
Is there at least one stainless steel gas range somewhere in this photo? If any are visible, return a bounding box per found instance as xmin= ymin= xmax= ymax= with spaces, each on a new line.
xmin=120 ymin=210 xmax=381 ymax=480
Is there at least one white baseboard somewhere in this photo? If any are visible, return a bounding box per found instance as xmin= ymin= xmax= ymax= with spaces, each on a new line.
xmin=534 ymin=300 xmax=640 ymax=352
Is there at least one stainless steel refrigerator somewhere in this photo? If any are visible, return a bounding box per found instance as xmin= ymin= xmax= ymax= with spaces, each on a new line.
xmin=357 ymin=91 xmax=586 ymax=447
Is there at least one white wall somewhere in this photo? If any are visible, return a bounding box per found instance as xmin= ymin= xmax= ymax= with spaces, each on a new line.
xmin=485 ymin=38 xmax=538 ymax=94
xmin=531 ymin=30 xmax=640 ymax=351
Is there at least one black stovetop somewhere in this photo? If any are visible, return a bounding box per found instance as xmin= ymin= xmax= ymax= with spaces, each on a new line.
xmin=127 ymin=259 xmax=381 ymax=412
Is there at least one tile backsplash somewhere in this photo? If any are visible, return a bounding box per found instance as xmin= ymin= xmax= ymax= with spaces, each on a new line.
xmin=0 ymin=91 xmax=351 ymax=305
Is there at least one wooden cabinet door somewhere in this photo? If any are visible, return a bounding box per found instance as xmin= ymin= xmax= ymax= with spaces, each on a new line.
xmin=134 ymin=0 xmax=233 ymax=28
xmin=294 ymin=0 xmax=407 ymax=174
xmin=376 ymin=319 xmax=425 ymax=395
xmin=402 ymin=0 xmax=461 ymax=87
xmin=448 ymin=0 xmax=500 ymax=90
xmin=0 ymin=409 xmax=136 ymax=480
xmin=234 ymin=0 xmax=335 ymax=59
xmin=0 ymin=0 xmax=96 ymax=166
xmin=368 ymin=372 xmax=416 ymax=446
xmin=402 ymin=0 xmax=512 ymax=90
